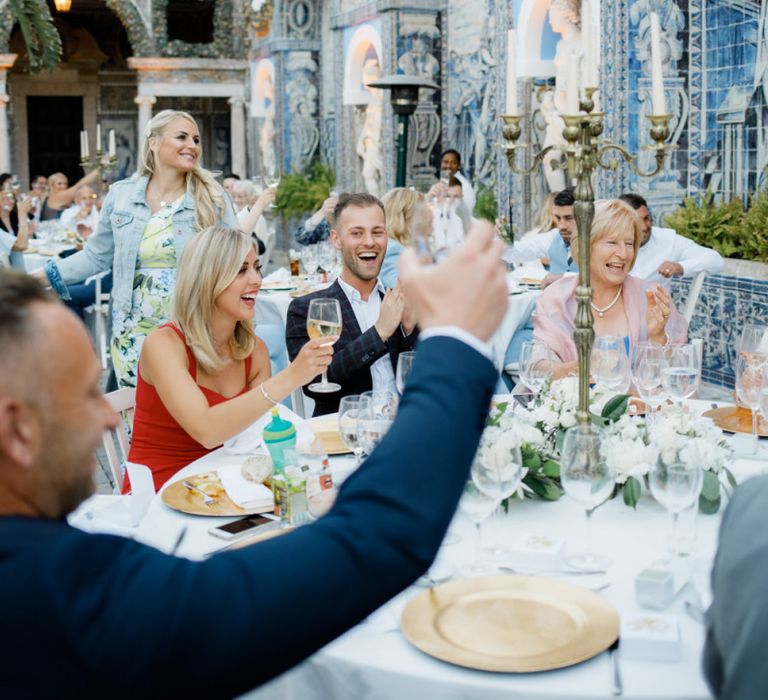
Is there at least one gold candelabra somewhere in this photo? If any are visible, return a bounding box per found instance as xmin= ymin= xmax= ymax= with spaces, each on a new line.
xmin=501 ymin=88 xmax=675 ymax=423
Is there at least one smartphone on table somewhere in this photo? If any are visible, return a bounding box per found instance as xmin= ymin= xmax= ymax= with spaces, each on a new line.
xmin=208 ymin=513 xmax=279 ymax=541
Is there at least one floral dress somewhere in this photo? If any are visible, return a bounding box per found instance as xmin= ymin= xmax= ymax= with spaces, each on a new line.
xmin=111 ymin=196 xmax=184 ymax=387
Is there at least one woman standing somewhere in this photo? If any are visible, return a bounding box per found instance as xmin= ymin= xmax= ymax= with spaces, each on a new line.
xmin=41 ymin=109 xmax=239 ymax=387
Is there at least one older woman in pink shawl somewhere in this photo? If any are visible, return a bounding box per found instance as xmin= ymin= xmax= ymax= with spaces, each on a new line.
xmin=533 ymin=199 xmax=687 ymax=378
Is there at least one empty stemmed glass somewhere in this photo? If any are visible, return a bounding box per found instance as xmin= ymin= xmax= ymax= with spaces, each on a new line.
xmin=649 ymin=449 xmax=703 ymax=557
xmin=661 ymin=343 xmax=699 ymax=408
xmin=338 ymin=395 xmax=370 ymax=466
xmin=357 ymin=390 xmax=398 ymax=456
xmin=395 ymin=351 xmax=416 ymax=395
xmin=519 ymin=341 xmax=555 ymax=395
xmin=306 ymin=298 xmax=342 ymax=392
xmin=740 ymin=323 xmax=768 ymax=356
xmin=592 ymin=335 xmax=631 ymax=393
xmin=632 ymin=341 xmax=667 ymax=420
xmin=262 ymin=170 xmax=281 ymax=208
xmin=735 ymin=353 xmax=767 ymax=449
xmin=560 ymin=424 xmax=615 ymax=571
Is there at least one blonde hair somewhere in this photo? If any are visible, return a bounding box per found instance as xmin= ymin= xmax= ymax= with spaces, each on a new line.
xmin=570 ymin=199 xmax=642 ymax=271
xmin=173 ymin=227 xmax=257 ymax=373
xmin=533 ymin=192 xmax=556 ymax=233
xmin=140 ymin=110 xmax=227 ymax=231
xmin=382 ymin=188 xmax=427 ymax=245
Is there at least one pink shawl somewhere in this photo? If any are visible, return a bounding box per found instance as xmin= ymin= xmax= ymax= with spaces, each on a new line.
xmin=532 ymin=275 xmax=688 ymax=362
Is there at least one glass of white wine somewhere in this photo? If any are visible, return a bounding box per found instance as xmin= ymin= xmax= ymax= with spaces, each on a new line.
xmin=306 ymin=298 xmax=342 ymax=392
xmin=262 ymin=170 xmax=281 ymax=208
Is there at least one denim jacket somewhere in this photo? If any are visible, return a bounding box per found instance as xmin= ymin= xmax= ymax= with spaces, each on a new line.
xmin=46 ymin=175 xmax=238 ymax=337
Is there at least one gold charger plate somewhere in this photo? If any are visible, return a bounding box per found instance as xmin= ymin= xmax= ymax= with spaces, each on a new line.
xmin=401 ymin=574 xmax=618 ymax=673
xmin=306 ymin=417 xmax=353 ymax=455
xmin=162 ymin=471 xmax=274 ymax=517
xmin=702 ymin=405 xmax=768 ymax=436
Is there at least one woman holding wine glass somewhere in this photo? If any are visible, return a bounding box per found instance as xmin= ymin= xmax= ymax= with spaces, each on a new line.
xmin=533 ymin=199 xmax=687 ymax=379
xmin=127 ymin=227 xmax=335 ymax=491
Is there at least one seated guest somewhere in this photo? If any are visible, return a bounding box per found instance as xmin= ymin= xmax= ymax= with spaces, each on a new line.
xmin=286 ymin=193 xmax=418 ymax=415
xmin=704 ymin=475 xmax=768 ymax=699
xmin=533 ymin=199 xmax=687 ymax=378
xmin=519 ymin=192 xmax=557 ymax=241
xmin=509 ymin=187 xmax=579 ymax=287
xmin=231 ymin=179 xmax=273 ymax=255
xmin=222 ymin=172 xmax=240 ymax=195
xmin=380 ymin=187 xmax=433 ymax=289
xmin=60 ymin=185 xmax=100 ymax=239
xmin=0 ymin=192 xmax=32 ymax=268
xmin=618 ymin=193 xmax=724 ymax=282
xmin=0 ymin=225 xmax=506 ymax=698
xmin=294 ymin=195 xmax=337 ymax=245
xmin=40 ymin=170 xmax=101 ymax=221
xmin=127 ymin=226 xmax=334 ymax=491
xmin=440 ymin=148 xmax=476 ymax=212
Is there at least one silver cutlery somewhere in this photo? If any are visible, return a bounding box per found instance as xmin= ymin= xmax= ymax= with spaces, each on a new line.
xmin=182 ymin=480 xmax=218 ymax=506
xmin=609 ymin=637 xmax=623 ymax=696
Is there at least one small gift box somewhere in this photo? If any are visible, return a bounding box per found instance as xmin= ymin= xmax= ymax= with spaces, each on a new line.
xmin=508 ymin=533 xmax=565 ymax=570
xmin=620 ymin=613 xmax=680 ymax=662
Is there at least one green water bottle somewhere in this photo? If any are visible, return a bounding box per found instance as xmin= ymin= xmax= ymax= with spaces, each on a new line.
xmin=263 ymin=408 xmax=297 ymax=472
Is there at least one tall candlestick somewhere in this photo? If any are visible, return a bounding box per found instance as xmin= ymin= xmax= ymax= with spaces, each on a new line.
xmin=649 ymin=12 xmax=666 ymax=115
xmin=96 ymin=123 xmax=102 ymax=152
xmin=109 ymin=129 xmax=116 ymax=158
xmin=505 ymin=29 xmax=518 ymax=115
xmin=581 ymin=0 xmax=597 ymax=88
xmin=566 ymin=52 xmax=580 ymax=114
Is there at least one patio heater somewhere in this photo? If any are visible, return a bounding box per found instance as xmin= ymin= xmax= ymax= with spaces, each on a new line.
xmin=366 ymin=74 xmax=440 ymax=188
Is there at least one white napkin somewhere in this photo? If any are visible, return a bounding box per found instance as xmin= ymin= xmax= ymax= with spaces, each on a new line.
xmin=263 ymin=267 xmax=291 ymax=283
xmin=511 ymin=261 xmax=547 ymax=282
xmin=218 ymin=462 xmax=274 ymax=510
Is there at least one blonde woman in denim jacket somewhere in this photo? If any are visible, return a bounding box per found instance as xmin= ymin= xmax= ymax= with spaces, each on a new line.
xmin=41 ymin=110 xmax=238 ymax=388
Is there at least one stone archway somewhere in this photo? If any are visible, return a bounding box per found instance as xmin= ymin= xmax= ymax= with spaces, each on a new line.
xmin=102 ymin=0 xmax=154 ymax=56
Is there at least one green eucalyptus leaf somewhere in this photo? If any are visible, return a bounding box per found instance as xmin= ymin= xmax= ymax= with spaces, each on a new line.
xmin=602 ymin=395 xmax=630 ymax=423
xmin=542 ymin=459 xmax=560 ymax=478
xmin=525 ymin=474 xmax=563 ymax=501
xmin=699 ymin=493 xmax=721 ymax=515
xmin=701 ymin=470 xmax=721 ymax=501
xmin=623 ymin=476 xmax=642 ymax=509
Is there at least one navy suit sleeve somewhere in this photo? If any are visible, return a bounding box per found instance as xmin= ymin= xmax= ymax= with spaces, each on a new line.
xmin=1 ymin=336 xmax=495 ymax=699
xmin=704 ymin=475 xmax=768 ymax=700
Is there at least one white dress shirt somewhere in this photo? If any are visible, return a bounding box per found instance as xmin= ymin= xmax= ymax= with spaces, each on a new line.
xmin=454 ymin=171 xmax=476 ymax=213
xmin=336 ymin=276 xmax=397 ymax=394
xmin=59 ymin=204 xmax=100 ymax=234
xmin=631 ymin=226 xmax=724 ymax=283
xmin=505 ymin=228 xmax=559 ymax=264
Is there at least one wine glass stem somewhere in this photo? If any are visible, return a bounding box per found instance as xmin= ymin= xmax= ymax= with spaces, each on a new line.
xmin=752 ymin=407 xmax=759 ymax=445
xmin=670 ymin=510 xmax=681 ymax=556
xmin=584 ymin=507 xmax=595 ymax=555
xmin=473 ymin=521 xmax=483 ymax=570
xmin=321 ymin=370 xmax=329 ymax=385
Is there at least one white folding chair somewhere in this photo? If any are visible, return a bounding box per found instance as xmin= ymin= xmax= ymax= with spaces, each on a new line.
xmin=682 ymin=271 xmax=706 ymax=324
xmin=84 ymin=270 xmax=111 ymax=369
xmin=0 ymin=250 xmax=10 ymax=269
xmin=102 ymin=387 xmax=136 ymax=493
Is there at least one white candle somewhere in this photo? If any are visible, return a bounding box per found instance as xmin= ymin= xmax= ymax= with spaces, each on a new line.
xmin=505 ymin=29 xmax=518 ymax=115
xmin=83 ymin=129 xmax=89 ymax=159
xmin=109 ymin=129 xmax=116 ymax=158
xmin=79 ymin=131 xmax=85 ymax=160
xmin=96 ymin=123 xmax=102 ymax=152
xmin=649 ymin=12 xmax=666 ymax=115
xmin=566 ymin=52 xmax=580 ymax=114
xmin=581 ymin=0 xmax=597 ymax=88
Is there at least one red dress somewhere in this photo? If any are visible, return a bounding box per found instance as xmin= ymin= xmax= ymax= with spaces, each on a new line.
xmin=126 ymin=323 xmax=253 ymax=492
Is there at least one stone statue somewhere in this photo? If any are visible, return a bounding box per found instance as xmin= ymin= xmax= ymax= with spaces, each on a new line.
xmin=540 ymin=91 xmax=567 ymax=192
xmin=356 ymin=59 xmax=383 ymax=197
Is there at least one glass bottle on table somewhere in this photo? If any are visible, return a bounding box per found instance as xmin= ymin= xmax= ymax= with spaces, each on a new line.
xmin=306 ymin=298 xmax=342 ymax=392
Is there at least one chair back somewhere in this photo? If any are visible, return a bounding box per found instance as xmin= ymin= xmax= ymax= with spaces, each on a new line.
xmin=682 ymin=271 xmax=706 ymax=324
xmin=85 ymin=270 xmax=111 ymax=369
xmin=102 ymin=387 xmax=136 ymax=493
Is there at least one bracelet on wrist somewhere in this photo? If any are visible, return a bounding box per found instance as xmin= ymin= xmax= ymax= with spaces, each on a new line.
xmin=259 ymin=382 xmax=278 ymax=405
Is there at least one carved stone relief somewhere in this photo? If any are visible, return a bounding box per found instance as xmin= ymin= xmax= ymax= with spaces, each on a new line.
xmin=285 ymin=51 xmax=320 ymax=171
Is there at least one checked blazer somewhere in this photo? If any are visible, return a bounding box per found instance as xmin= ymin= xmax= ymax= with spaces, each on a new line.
xmin=285 ymin=279 xmax=418 ymax=415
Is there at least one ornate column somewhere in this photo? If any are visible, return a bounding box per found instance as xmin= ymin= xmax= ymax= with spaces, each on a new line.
xmin=0 ymin=54 xmax=17 ymax=173
xmin=134 ymin=95 xmax=157 ymax=156
xmin=228 ymin=96 xmax=247 ymax=177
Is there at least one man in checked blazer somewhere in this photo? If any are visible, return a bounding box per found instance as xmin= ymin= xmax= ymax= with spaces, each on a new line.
xmin=286 ymin=192 xmax=418 ymax=415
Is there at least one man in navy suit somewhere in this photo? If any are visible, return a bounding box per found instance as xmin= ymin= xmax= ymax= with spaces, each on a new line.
xmin=0 ymin=223 xmax=507 ymax=698
xmin=286 ymin=192 xmax=418 ymax=415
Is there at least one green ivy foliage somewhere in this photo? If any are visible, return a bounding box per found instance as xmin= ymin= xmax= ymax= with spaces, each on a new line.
xmin=274 ymin=162 xmax=336 ymax=221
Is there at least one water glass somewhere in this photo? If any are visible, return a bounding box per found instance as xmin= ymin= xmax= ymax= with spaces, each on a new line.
xmin=661 ymin=343 xmax=699 ymax=405
xmin=592 ymin=335 xmax=630 ymax=393
xmin=357 ymin=390 xmax=398 ymax=455
xmin=458 ymin=478 xmax=501 ymax=575
xmin=560 ymin=424 xmax=614 ymax=570
xmin=739 ymin=323 xmax=768 ymax=355
xmin=395 ymin=351 xmax=416 ymax=395
xmin=338 ymin=395 xmax=370 ymax=465
xmin=735 ymin=354 xmax=767 ymax=447
xmin=632 ymin=341 xmax=667 ymax=417
xmin=519 ymin=341 xmax=555 ymax=394
xmin=649 ymin=451 xmax=703 ymax=556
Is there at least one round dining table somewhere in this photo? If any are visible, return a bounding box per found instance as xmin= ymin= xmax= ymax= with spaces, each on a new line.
xmin=125 ymin=399 xmax=764 ymax=700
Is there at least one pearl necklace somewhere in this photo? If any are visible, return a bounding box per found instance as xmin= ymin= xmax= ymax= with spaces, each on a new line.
xmin=590 ymin=287 xmax=622 ymax=317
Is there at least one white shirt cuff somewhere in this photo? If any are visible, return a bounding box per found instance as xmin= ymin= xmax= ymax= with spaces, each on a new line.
xmin=419 ymin=326 xmax=494 ymax=362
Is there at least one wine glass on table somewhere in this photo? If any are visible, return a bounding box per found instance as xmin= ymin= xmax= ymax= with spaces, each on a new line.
xmin=306 ymin=298 xmax=342 ymax=393
xmin=395 ymin=351 xmax=416 ymax=395
xmin=357 ymin=391 xmax=397 ymax=456
xmin=740 ymin=323 xmax=768 ymax=356
xmin=519 ymin=341 xmax=554 ymax=396
xmin=661 ymin=343 xmax=699 ymax=409
xmin=338 ymin=394 xmax=371 ymax=466
xmin=632 ymin=341 xmax=667 ymax=421
xmin=560 ymin=424 xmax=614 ymax=571
xmin=649 ymin=453 xmax=703 ymax=557
xmin=458 ymin=478 xmax=502 ymax=575
xmin=735 ymin=353 xmax=767 ymax=451
xmin=592 ymin=335 xmax=631 ymax=394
